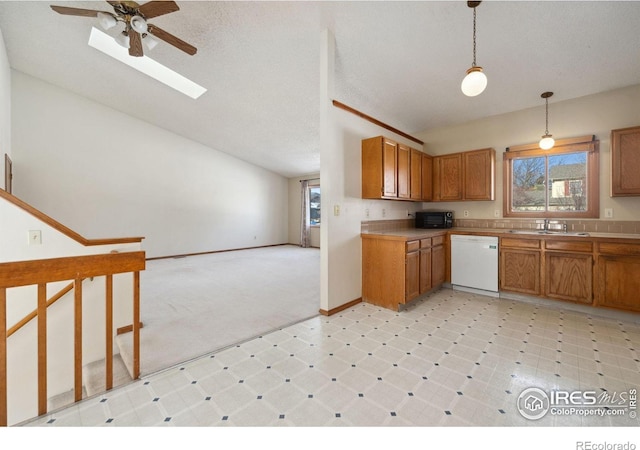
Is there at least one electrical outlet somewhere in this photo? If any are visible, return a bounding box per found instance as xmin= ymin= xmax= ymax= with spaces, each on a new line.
xmin=365 ymin=208 xmax=370 ymax=218
xmin=382 ymin=208 xmax=386 ymax=218
xmin=463 ymin=210 xmax=469 ymax=218
xmin=494 ymin=209 xmax=500 ymax=218
xmin=28 ymin=230 xmax=42 ymax=245
xmin=605 ymin=208 xmax=613 ymax=218
xmin=334 ymin=205 xmax=340 ymax=216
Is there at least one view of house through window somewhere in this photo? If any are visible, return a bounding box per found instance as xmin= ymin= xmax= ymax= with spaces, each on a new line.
xmin=504 ymin=136 xmax=599 ymax=218
xmin=511 ymin=151 xmax=588 ymax=212
xmin=309 ymin=186 xmax=320 ymax=225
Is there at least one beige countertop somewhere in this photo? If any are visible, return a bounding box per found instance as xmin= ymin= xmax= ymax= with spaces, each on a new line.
xmin=361 ymin=227 xmax=640 ymax=241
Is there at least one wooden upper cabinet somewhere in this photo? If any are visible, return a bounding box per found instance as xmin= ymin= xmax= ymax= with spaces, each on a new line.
xmin=433 ymin=153 xmax=463 ymax=201
xmin=421 ymin=153 xmax=433 ymax=202
xmin=362 ymin=136 xmax=428 ymax=201
xmin=464 ymin=148 xmax=495 ymax=200
xmin=410 ymin=149 xmax=423 ymax=201
xmin=611 ymin=125 xmax=640 ymax=196
xmin=433 ymin=148 xmax=495 ymax=202
xmin=397 ymin=144 xmax=411 ymax=199
xmin=362 ymin=136 xmax=397 ymax=199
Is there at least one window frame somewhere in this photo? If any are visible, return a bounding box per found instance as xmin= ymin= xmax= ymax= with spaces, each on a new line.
xmin=503 ymin=135 xmax=599 ymax=218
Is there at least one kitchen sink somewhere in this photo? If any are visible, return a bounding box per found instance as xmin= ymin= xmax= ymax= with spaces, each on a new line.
xmin=506 ymin=229 xmax=590 ymax=237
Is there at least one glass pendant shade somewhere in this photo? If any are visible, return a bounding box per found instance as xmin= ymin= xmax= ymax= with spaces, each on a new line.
xmin=97 ymin=12 xmax=117 ymax=30
xmin=115 ymin=31 xmax=130 ymax=49
xmin=539 ymin=135 xmax=555 ymax=150
xmin=130 ymin=15 xmax=148 ymax=34
xmin=143 ymin=35 xmax=159 ymax=51
xmin=461 ymin=66 xmax=487 ymax=97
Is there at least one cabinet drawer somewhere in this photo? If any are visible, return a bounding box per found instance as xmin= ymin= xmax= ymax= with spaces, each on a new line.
xmin=598 ymin=242 xmax=640 ymax=256
xmin=432 ymin=235 xmax=445 ymax=246
xmin=420 ymin=238 xmax=432 ymax=248
xmin=406 ymin=240 xmax=420 ymax=253
xmin=545 ymin=240 xmax=593 ymax=253
xmin=500 ymin=237 xmax=541 ymax=249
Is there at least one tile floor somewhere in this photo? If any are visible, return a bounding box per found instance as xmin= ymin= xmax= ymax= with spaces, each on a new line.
xmin=19 ymin=288 xmax=640 ymax=428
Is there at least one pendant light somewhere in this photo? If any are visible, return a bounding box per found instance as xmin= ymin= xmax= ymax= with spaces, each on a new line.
xmin=539 ymin=92 xmax=555 ymax=150
xmin=461 ymin=1 xmax=487 ymax=97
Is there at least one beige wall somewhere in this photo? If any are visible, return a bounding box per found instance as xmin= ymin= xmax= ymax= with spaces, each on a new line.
xmin=415 ymin=84 xmax=640 ymax=221
xmin=288 ymin=173 xmax=320 ymax=248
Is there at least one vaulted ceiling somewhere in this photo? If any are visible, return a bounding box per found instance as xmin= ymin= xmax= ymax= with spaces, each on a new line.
xmin=1 ymin=1 xmax=639 ymax=177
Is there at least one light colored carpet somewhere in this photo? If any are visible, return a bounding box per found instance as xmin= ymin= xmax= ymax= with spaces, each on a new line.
xmin=117 ymin=245 xmax=320 ymax=376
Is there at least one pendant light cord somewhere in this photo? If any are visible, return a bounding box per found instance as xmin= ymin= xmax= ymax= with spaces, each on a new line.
xmin=545 ymin=97 xmax=549 ymax=135
xmin=472 ymin=6 xmax=477 ymax=67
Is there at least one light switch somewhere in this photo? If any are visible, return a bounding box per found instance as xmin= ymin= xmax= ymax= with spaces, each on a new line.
xmin=28 ymin=230 xmax=42 ymax=245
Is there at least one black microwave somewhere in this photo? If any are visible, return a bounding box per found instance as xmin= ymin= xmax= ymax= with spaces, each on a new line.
xmin=415 ymin=211 xmax=454 ymax=229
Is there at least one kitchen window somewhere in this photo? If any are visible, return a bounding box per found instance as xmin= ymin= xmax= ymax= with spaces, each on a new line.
xmin=503 ymin=135 xmax=599 ymax=218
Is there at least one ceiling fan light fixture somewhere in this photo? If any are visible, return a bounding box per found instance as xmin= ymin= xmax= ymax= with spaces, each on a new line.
xmin=130 ymin=15 xmax=148 ymax=34
xmin=461 ymin=66 xmax=487 ymax=97
xmin=96 ymin=11 xmax=117 ymax=30
xmin=115 ymin=31 xmax=130 ymax=49
xmin=539 ymin=91 xmax=555 ymax=150
xmin=143 ymin=34 xmax=159 ymax=51
xmin=461 ymin=1 xmax=487 ymax=97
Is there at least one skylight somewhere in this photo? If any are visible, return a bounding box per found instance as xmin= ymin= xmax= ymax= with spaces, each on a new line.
xmin=88 ymin=27 xmax=206 ymax=99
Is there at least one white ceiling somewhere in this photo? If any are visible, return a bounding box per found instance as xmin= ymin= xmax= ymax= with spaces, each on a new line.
xmin=1 ymin=1 xmax=639 ymax=178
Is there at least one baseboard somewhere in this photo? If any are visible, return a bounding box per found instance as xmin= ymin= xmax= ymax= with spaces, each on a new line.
xmin=319 ymin=297 xmax=362 ymax=316
xmin=146 ymin=243 xmax=292 ymax=261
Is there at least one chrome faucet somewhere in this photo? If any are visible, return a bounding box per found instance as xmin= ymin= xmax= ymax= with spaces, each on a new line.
xmin=543 ymin=219 xmax=549 ymax=231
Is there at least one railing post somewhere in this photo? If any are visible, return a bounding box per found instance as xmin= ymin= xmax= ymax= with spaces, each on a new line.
xmin=74 ymin=278 xmax=83 ymax=402
xmin=0 ymin=287 xmax=7 ymax=427
xmin=133 ymin=271 xmax=140 ymax=379
xmin=37 ymin=284 xmax=47 ymax=416
xmin=105 ymin=275 xmax=113 ymax=391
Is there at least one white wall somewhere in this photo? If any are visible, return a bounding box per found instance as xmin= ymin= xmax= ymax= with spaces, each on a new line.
xmin=11 ymin=71 xmax=289 ymax=258
xmin=0 ymin=27 xmax=10 ymax=187
xmin=415 ymin=84 xmax=640 ymax=221
xmin=288 ymin=173 xmax=320 ymax=248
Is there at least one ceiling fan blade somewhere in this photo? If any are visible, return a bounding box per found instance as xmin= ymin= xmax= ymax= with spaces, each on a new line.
xmin=147 ymin=24 xmax=197 ymax=55
xmin=138 ymin=1 xmax=180 ymax=19
xmin=50 ymin=5 xmax=101 ymax=17
xmin=129 ymin=31 xmax=144 ymax=57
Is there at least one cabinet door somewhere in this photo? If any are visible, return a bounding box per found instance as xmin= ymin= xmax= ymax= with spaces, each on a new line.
xmin=499 ymin=249 xmax=541 ymax=295
xmin=406 ymin=249 xmax=420 ymax=301
xmin=382 ymin=139 xmax=398 ymax=197
xmin=419 ymin=247 xmax=432 ymax=294
xmin=431 ymin=245 xmax=445 ymax=287
xmin=598 ymin=255 xmax=640 ymax=312
xmin=410 ymin=149 xmax=423 ymax=201
xmin=421 ymin=153 xmax=433 ymax=201
xmin=434 ymin=154 xmax=463 ymax=201
xmin=611 ymin=126 xmax=640 ymax=196
xmin=545 ymin=252 xmax=593 ymax=304
xmin=463 ymin=148 xmax=495 ymax=200
xmin=397 ymin=144 xmax=411 ymax=199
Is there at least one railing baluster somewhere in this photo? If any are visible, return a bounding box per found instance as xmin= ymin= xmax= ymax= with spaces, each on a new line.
xmin=133 ymin=271 xmax=140 ymax=379
xmin=1 ymin=287 xmax=7 ymax=427
xmin=37 ymin=283 xmax=47 ymax=416
xmin=105 ymin=275 xmax=113 ymax=391
xmin=74 ymin=278 xmax=82 ymax=403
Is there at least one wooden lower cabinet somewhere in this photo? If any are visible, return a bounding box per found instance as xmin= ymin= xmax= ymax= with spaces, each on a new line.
xmin=500 ymin=248 xmax=541 ymax=295
xmin=596 ymin=241 xmax=640 ymax=312
xmin=499 ymin=237 xmax=541 ymax=295
xmin=362 ymin=234 xmax=446 ymax=311
xmin=545 ymin=252 xmax=593 ymax=304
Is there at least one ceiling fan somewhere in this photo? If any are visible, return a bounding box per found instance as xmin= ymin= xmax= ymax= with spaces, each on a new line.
xmin=50 ymin=1 xmax=197 ymax=57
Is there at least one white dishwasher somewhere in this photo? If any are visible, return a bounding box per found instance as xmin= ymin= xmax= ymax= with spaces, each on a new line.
xmin=450 ymin=234 xmax=499 ymax=297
